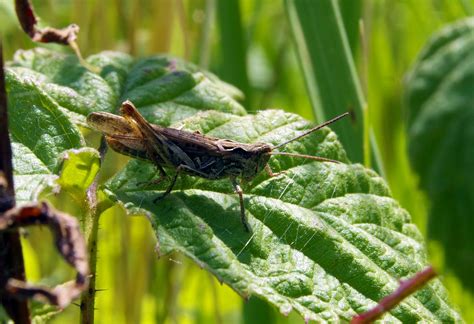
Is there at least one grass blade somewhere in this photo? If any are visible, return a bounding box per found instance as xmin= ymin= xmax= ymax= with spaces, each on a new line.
xmin=285 ymin=0 xmax=383 ymax=173
xmin=216 ymin=0 xmax=250 ymax=107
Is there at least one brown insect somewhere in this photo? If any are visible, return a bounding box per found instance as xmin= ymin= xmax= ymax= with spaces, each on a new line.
xmin=87 ymin=100 xmax=349 ymax=232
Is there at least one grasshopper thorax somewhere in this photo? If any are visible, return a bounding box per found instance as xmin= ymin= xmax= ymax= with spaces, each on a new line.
xmin=238 ymin=143 xmax=272 ymax=180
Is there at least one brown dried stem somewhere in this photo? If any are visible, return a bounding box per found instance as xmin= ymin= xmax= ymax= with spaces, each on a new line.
xmin=0 ymin=202 xmax=89 ymax=309
xmin=1 ymin=38 xmax=89 ymax=320
xmin=351 ymin=266 xmax=437 ymax=323
xmin=0 ymin=40 xmax=31 ymax=324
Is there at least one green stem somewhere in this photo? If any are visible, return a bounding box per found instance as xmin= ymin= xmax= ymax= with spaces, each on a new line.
xmin=80 ymin=140 xmax=107 ymax=324
xmin=79 ymin=208 xmax=100 ymax=324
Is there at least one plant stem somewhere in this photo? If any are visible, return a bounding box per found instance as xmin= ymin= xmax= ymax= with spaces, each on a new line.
xmin=80 ymin=138 xmax=107 ymax=324
xmin=351 ymin=266 xmax=436 ymax=323
xmin=0 ymin=41 xmax=30 ymax=324
xmin=79 ymin=208 xmax=100 ymax=324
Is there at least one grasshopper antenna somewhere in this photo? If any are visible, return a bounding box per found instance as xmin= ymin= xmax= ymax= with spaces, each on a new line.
xmin=272 ymin=112 xmax=350 ymax=150
xmin=268 ymin=151 xmax=340 ymax=163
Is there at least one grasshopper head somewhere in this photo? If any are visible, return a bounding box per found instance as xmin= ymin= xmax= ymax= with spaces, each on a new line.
xmin=240 ymin=143 xmax=272 ymax=180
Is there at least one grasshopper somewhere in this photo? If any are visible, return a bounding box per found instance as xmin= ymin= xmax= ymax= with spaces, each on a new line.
xmin=87 ymin=100 xmax=349 ymax=232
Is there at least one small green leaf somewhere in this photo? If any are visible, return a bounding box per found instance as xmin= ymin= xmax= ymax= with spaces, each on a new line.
xmin=105 ymin=110 xmax=460 ymax=322
xmin=39 ymin=148 xmax=101 ymax=227
xmin=56 ymin=148 xmax=101 ymax=199
xmin=405 ymin=17 xmax=474 ymax=291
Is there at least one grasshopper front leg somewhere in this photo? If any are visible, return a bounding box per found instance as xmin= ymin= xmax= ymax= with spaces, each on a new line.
xmin=264 ymin=164 xmax=286 ymax=177
xmin=231 ymin=177 xmax=250 ymax=232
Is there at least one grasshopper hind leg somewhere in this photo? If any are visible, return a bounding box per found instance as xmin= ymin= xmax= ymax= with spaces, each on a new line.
xmin=137 ymin=163 xmax=168 ymax=189
xmin=153 ymin=164 xmax=204 ymax=204
xmin=153 ymin=167 xmax=180 ymax=204
xmin=231 ymin=178 xmax=250 ymax=232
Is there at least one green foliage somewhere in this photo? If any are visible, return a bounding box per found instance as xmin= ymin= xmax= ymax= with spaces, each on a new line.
xmin=55 ymin=148 xmax=100 ymax=198
xmin=41 ymin=148 xmax=101 ymax=227
xmin=0 ymin=305 xmax=7 ymax=322
xmin=5 ymin=67 xmax=83 ymax=203
xmin=405 ymin=18 xmax=474 ymax=291
xmin=217 ymin=0 xmax=250 ymax=106
xmin=6 ymin=48 xmax=462 ymax=322
xmin=284 ymin=0 xmax=369 ymax=167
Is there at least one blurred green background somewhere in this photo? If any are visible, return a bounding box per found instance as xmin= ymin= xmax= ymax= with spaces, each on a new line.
xmin=1 ymin=0 xmax=473 ymax=322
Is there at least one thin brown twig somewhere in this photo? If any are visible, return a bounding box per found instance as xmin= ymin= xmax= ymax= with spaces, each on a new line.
xmin=0 ymin=40 xmax=31 ymax=324
xmin=351 ymin=266 xmax=437 ymax=323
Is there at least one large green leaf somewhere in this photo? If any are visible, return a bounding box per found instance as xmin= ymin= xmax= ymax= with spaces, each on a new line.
xmin=405 ymin=18 xmax=474 ymax=291
xmin=6 ymin=68 xmax=84 ymax=203
xmin=7 ymin=48 xmax=461 ymax=322
xmin=105 ymin=111 xmax=459 ymax=322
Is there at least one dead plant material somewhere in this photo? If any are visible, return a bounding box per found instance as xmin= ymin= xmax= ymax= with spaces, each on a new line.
xmin=15 ymin=0 xmax=79 ymax=45
xmin=0 ymin=202 xmax=89 ymax=309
